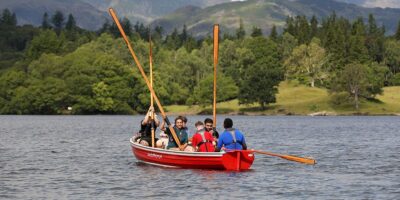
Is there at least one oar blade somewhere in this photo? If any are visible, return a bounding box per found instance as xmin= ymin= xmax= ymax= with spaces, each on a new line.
xmin=281 ymin=155 xmax=316 ymax=165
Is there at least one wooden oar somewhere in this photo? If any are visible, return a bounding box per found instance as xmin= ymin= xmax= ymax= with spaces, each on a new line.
xmin=251 ymin=150 xmax=316 ymax=165
xmin=109 ymin=8 xmax=184 ymax=150
xmin=213 ymin=24 xmax=219 ymax=129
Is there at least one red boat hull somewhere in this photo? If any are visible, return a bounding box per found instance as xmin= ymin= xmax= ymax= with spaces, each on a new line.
xmin=130 ymin=138 xmax=254 ymax=170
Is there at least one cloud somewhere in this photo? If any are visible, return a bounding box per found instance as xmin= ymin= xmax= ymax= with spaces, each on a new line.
xmin=362 ymin=0 xmax=400 ymax=8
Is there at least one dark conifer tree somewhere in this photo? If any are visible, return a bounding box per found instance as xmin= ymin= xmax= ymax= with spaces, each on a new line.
xmin=236 ymin=18 xmax=246 ymax=40
xmin=284 ymin=16 xmax=296 ymax=36
xmin=51 ymin=10 xmax=65 ymax=30
xmin=1 ymin=9 xmax=17 ymax=26
xmin=41 ymin=12 xmax=51 ymax=29
xmin=310 ymin=15 xmax=318 ymax=38
xmin=251 ymin=26 xmax=263 ymax=37
xmin=395 ymin=20 xmax=400 ymax=40
xmin=65 ymin=14 xmax=77 ymax=30
xmin=121 ymin=17 xmax=132 ymax=36
xmin=269 ymin=25 xmax=277 ymax=41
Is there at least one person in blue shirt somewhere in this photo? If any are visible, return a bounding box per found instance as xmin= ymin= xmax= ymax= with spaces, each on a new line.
xmin=215 ymin=118 xmax=247 ymax=152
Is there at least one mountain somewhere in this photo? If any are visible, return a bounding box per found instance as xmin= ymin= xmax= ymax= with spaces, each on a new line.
xmin=336 ymin=0 xmax=400 ymax=8
xmin=0 ymin=0 xmax=108 ymax=30
xmin=1 ymin=0 xmax=400 ymax=33
xmin=82 ymin=0 xmax=230 ymax=24
xmin=0 ymin=0 xmax=230 ymax=30
xmin=151 ymin=0 xmax=400 ymax=37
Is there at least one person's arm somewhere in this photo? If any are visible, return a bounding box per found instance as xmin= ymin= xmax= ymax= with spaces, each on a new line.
xmin=160 ymin=119 xmax=166 ymax=131
xmin=212 ymin=128 xmax=219 ymax=139
xmin=215 ymin=134 xmax=224 ymax=152
xmin=241 ymin=133 xmax=247 ymax=150
xmin=191 ymin=135 xmax=198 ymax=150
xmin=154 ymin=113 xmax=160 ymax=126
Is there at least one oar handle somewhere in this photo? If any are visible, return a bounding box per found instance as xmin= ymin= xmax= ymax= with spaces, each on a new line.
xmin=108 ymin=8 xmax=183 ymax=150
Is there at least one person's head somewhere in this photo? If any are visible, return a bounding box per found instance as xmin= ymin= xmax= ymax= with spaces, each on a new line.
xmin=223 ymin=118 xmax=233 ymax=129
xmin=195 ymin=121 xmax=204 ymax=131
xmin=175 ymin=116 xmax=184 ymax=129
xmin=204 ymin=118 xmax=213 ymax=131
xmin=182 ymin=116 xmax=188 ymax=127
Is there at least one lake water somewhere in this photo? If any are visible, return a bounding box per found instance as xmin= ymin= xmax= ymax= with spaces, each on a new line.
xmin=1 ymin=115 xmax=399 ymax=199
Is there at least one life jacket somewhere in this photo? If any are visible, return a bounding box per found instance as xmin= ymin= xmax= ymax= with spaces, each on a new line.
xmin=226 ymin=128 xmax=243 ymax=148
xmin=196 ymin=129 xmax=213 ymax=151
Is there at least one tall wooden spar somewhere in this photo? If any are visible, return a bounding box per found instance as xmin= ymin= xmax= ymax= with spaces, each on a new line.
xmin=149 ymin=33 xmax=155 ymax=148
xmin=213 ymin=24 xmax=219 ymax=129
xmin=109 ymin=8 xmax=184 ymax=150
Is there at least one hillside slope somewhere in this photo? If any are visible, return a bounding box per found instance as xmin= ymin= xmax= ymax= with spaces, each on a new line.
xmin=165 ymin=82 xmax=400 ymax=115
xmin=151 ymin=0 xmax=400 ymax=37
xmin=0 ymin=0 xmax=108 ymax=30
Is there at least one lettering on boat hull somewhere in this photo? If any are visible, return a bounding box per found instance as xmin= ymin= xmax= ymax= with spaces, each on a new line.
xmin=147 ymin=153 xmax=162 ymax=159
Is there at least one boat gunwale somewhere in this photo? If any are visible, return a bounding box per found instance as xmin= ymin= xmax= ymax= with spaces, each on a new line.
xmin=130 ymin=137 xmax=225 ymax=157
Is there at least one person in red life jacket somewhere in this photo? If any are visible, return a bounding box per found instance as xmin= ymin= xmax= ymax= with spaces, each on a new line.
xmin=204 ymin=118 xmax=219 ymax=139
xmin=215 ymin=118 xmax=247 ymax=152
xmin=191 ymin=121 xmax=215 ymax=152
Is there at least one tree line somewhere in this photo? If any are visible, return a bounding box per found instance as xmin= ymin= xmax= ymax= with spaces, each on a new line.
xmin=1 ymin=9 xmax=400 ymax=114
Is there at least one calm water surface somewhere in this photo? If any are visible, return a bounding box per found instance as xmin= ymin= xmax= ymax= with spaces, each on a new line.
xmin=1 ymin=115 xmax=399 ymax=199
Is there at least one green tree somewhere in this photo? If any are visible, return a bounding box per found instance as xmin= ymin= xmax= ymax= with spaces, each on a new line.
xmin=384 ymin=39 xmax=400 ymax=75
xmin=0 ymin=9 xmax=17 ymax=26
xmin=92 ymin=81 xmax=114 ymax=112
xmin=251 ymin=26 xmax=262 ymax=37
xmin=0 ymin=70 xmax=26 ymax=114
xmin=269 ymin=25 xmax=278 ymax=41
xmin=236 ymin=18 xmax=246 ymax=40
xmin=284 ymin=38 xmax=328 ymax=87
xmin=347 ymin=18 xmax=369 ymax=63
xmin=296 ymin=15 xmax=310 ymax=44
xmin=51 ymin=10 xmax=65 ymax=32
xmin=310 ymin=15 xmax=318 ymax=39
xmin=331 ymin=62 xmax=386 ymax=110
xmin=65 ymin=14 xmax=77 ymax=31
xmin=41 ymin=12 xmax=51 ymax=29
xmin=26 ymin=30 xmax=65 ymax=59
xmin=10 ymin=77 xmax=69 ymax=114
xmin=365 ymin=14 xmax=385 ymax=63
xmin=188 ymin=73 xmax=238 ymax=106
xmin=239 ymin=37 xmax=282 ymax=109
xmin=395 ymin=20 xmax=400 ymax=40
xmin=336 ymin=62 xmax=368 ymax=110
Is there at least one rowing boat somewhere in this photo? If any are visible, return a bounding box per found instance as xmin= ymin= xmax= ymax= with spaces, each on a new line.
xmin=130 ymin=137 xmax=255 ymax=171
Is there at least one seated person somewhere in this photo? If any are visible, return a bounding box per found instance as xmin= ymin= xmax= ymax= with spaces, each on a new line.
xmin=191 ymin=121 xmax=215 ymax=152
xmin=156 ymin=131 xmax=169 ymax=149
xmin=182 ymin=116 xmax=192 ymax=139
xmin=160 ymin=116 xmax=188 ymax=150
xmin=204 ymin=118 xmax=219 ymax=146
xmin=215 ymin=118 xmax=247 ymax=152
xmin=138 ymin=106 xmax=159 ymax=146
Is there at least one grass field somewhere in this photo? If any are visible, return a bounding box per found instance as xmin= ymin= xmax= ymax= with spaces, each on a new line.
xmin=165 ymin=81 xmax=400 ymax=115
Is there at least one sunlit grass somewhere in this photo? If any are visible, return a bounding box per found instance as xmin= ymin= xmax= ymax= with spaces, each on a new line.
xmin=165 ymin=82 xmax=400 ymax=115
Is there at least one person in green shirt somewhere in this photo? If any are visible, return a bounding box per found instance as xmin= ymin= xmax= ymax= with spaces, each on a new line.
xmin=160 ymin=116 xmax=188 ymax=150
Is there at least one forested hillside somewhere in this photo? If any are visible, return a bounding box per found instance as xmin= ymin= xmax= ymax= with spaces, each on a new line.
xmin=1 ymin=8 xmax=400 ymax=114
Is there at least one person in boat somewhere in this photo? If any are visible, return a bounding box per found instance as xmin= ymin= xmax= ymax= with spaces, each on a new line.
xmin=215 ymin=118 xmax=247 ymax=152
xmin=160 ymin=116 xmax=188 ymax=150
xmin=191 ymin=121 xmax=215 ymax=152
xmin=138 ymin=106 xmax=159 ymax=146
xmin=156 ymin=131 xmax=169 ymax=149
xmin=182 ymin=116 xmax=191 ymax=138
xmin=204 ymin=118 xmax=219 ymax=139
